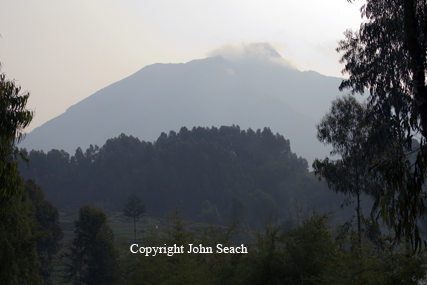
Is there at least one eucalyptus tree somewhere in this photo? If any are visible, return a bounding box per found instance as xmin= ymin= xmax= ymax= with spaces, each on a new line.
xmin=340 ymin=0 xmax=427 ymax=251
xmin=0 ymin=68 xmax=33 ymax=203
xmin=0 ymin=65 xmax=41 ymax=284
xmin=313 ymin=95 xmax=372 ymax=246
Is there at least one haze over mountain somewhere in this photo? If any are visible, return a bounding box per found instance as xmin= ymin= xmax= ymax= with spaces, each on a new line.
xmin=20 ymin=43 xmax=345 ymax=164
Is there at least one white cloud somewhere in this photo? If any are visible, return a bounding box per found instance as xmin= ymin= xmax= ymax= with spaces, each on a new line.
xmin=207 ymin=42 xmax=296 ymax=69
xmin=225 ymin=68 xmax=235 ymax=76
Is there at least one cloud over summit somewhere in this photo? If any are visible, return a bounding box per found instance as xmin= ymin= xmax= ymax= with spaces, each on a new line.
xmin=207 ymin=42 xmax=296 ymax=69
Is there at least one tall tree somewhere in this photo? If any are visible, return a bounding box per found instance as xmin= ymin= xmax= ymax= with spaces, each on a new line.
xmin=0 ymin=64 xmax=41 ymax=284
xmin=340 ymin=0 xmax=427 ymax=251
xmin=0 ymin=67 xmax=33 ymax=204
xmin=25 ymin=179 xmax=64 ymax=284
xmin=64 ymin=205 xmax=119 ymax=285
xmin=313 ymin=95 xmax=372 ymax=246
xmin=123 ymin=194 xmax=146 ymax=243
xmin=344 ymin=0 xmax=427 ymax=138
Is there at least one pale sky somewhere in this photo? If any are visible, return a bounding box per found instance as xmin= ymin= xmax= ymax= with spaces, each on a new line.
xmin=0 ymin=0 xmax=365 ymax=132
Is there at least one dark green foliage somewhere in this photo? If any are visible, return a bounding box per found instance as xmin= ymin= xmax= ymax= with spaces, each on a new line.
xmin=247 ymin=210 xmax=427 ymax=284
xmin=339 ymin=0 xmax=427 ymax=251
xmin=121 ymin=206 xmax=427 ymax=284
xmin=125 ymin=206 xmax=202 ymax=284
xmin=0 ymin=67 xmax=54 ymax=284
xmin=124 ymin=206 xmax=243 ymax=285
xmin=123 ymin=195 xmax=146 ymax=243
xmin=198 ymin=220 xmax=241 ymax=285
xmin=344 ymin=0 xmax=427 ymax=138
xmin=24 ymin=179 xmax=64 ymax=284
xmin=200 ymin=200 xmax=222 ymax=224
xmin=0 ymin=69 xmax=33 ymax=204
xmin=64 ymin=205 xmax=119 ymax=285
xmin=165 ymin=206 xmax=196 ymax=246
xmin=244 ymin=213 xmax=284 ymax=285
xmin=0 ymin=179 xmax=62 ymax=284
xmin=0 ymin=189 xmax=43 ymax=285
xmin=313 ymin=95 xmax=373 ymax=246
xmin=280 ymin=211 xmax=336 ymax=284
xmin=21 ymin=126 xmax=327 ymax=227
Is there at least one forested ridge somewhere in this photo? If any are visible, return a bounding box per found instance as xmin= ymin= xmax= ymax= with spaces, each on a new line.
xmin=20 ymin=125 xmax=344 ymax=225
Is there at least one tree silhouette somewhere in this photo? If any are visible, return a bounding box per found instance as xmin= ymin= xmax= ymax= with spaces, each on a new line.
xmin=64 ymin=205 xmax=118 ymax=285
xmin=340 ymin=0 xmax=427 ymax=251
xmin=123 ymin=195 xmax=146 ymax=243
xmin=0 ymin=68 xmax=33 ymax=204
xmin=313 ymin=95 xmax=373 ymax=247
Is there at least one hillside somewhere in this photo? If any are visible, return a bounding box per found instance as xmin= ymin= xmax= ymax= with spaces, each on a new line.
xmin=19 ymin=43 xmax=344 ymax=166
xmin=20 ymin=126 xmax=355 ymax=226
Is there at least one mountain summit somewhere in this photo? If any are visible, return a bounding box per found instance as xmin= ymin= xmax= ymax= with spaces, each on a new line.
xmin=208 ymin=42 xmax=287 ymax=62
xmin=20 ymin=43 xmax=344 ymax=164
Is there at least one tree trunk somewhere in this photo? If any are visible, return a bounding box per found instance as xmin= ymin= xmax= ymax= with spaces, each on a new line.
xmin=357 ymin=189 xmax=361 ymax=248
xmin=134 ymin=217 xmax=137 ymax=243
xmin=403 ymin=0 xmax=427 ymax=139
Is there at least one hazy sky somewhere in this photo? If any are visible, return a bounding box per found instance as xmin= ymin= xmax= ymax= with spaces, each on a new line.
xmin=0 ymin=0 xmax=365 ymax=132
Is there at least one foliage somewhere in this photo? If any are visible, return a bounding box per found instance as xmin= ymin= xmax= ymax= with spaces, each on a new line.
xmin=25 ymin=179 xmax=64 ymax=284
xmin=0 ymin=68 xmax=33 ymax=205
xmin=342 ymin=0 xmax=426 ymax=137
xmin=313 ymin=95 xmax=374 ymax=246
xmin=118 ymin=205 xmax=427 ymax=284
xmin=125 ymin=206 xmax=203 ymax=284
xmin=200 ymin=200 xmax=222 ymax=224
xmin=123 ymin=194 xmax=146 ymax=243
xmin=330 ymin=227 xmax=427 ymax=284
xmin=281 ymin=211 xmax=338 ymax=284
xmin=0 ymin=178 xmax=62 ymax=285
xmin=21 ymin=126 xmax=331 ymax=227
xmin=339 ymin=0 xmax=427 ymax=251
xmin=251 ymin=210 xmax=427 ymax=284
xmin=0 ymin=65 xmax=56 ymax=284
xmin=198 ymin=220 xmax=241 ymax=285
xmin=243 ymin=213 xmax=284 ymax=285
xmin=124 ymin=207 xmax=246 ymax=285
xmin=64 ymin=205 xmax=119 ymax=285
xmin=0 ymin=187 xmax=43 ymax=285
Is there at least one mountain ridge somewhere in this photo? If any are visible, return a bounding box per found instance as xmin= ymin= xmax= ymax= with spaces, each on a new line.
xmin=20 ymin=44 xmax=343 ymax=165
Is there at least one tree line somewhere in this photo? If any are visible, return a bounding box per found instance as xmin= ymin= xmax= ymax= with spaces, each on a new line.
xmin=20 ymin=126 xmax=342 ymax=227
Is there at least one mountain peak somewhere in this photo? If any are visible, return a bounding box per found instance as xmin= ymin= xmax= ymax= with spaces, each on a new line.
xmin=19 ymin=43 xmax=344 ymax=165
xmin=207 ymin=42 xmax=292 ymax=67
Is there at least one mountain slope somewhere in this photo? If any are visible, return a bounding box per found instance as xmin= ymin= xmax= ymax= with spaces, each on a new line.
xmin=20 ymin=43 xmax=344 ymax=164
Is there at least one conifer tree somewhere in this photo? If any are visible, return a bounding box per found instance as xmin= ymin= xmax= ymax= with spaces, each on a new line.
xmin=123 ymin=195 xmax=145 ymax=243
